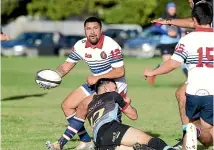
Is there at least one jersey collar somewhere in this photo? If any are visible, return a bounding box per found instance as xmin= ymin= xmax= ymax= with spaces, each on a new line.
xmin=194 ymin=27 xmax=213 ymax=32
xmin=85 ymin=34 xmax=105 ymax=49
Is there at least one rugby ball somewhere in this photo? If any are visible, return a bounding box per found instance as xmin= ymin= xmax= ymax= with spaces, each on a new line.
xmin=35 ymin=69 xmax=62 ymax=89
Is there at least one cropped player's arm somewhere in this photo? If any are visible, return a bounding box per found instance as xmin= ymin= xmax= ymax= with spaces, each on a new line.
xmin=169 ymin=18 xmax=195 ymax=28
xmin=55 ymin=62 xmax=76 ymax=77
xmin=152 ymin=59 xmax=182 ymax=76
xmin=114 ymin=93 xmax=138 ymax=120
xmin=56 ymin=45 xmax=81 ymax=77
xmin=96 ymin=66 xmax=125 ymax=79
xmin=152 ymin=17 xmax=195 ymax=28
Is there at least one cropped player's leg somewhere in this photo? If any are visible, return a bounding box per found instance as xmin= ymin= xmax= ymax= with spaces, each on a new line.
xmin=46 ymin=86 xmax=93 ymax=150
xmin=116 ymin=144 xmax=157 ymax=150
xmin=175 ymin=84 xmax=189 ymax=135
xmin=196 ymin=118 xmax=213 ymax=147
xmin=121 ymin=127 xmax=173 ymax=150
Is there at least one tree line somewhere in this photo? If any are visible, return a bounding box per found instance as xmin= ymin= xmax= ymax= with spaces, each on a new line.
xmin=1 ymin=0 xmax=191 ymax=25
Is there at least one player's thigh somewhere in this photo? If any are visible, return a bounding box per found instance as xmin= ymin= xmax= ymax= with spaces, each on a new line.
xmin=200 ymin=118 xmax=213 ymax=137
xmin=115 ymin=145 xmax=133 ymax=150
xmin=175 ymin=83 xmax=186 ymax=101
xmin=62 ymin=83 xmax=95 ymax=109
xmin=121 ymin=127 xmax=152 ymax=146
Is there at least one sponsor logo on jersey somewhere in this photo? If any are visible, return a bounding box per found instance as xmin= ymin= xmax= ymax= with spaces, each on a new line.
xmin=85 ymin=53 xmax=92 ymax=58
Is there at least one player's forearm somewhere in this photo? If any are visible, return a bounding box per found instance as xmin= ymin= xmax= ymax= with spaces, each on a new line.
xmin=153 ymin=59 xmax=180 ymax=76
xmin=169 ymin=18 xmax=195 ymax=28
xmin=55 ymin=62 xmax=76 ymax=77
xmin=97 ymin=67 xmax=125 ymax=79
xmin=123 ymin=105 xmax=138 ymax=120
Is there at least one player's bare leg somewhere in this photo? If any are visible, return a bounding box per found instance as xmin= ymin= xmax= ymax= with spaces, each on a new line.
xmin=116 ymin=144 xmax=156 ymax=150
xmin=196 ymin=118 xmax=213 ymax=147
xmin=120 ymin=127 xmax=174 ymax=150
xmin=46 ymin=87 xmax=94 ymax=150
xmin=173 ymin=83 xmax=189 ymax=149
xmin=175 ymin=83 xmax=189 ymax=126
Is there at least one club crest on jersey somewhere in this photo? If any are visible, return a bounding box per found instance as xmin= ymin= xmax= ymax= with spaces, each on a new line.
xmin=100 ymin=51 xmax=107 ymax=59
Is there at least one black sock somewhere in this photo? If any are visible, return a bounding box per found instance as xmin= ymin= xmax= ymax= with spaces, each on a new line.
xmin=148 ymin=138 xmax=168 ymax=150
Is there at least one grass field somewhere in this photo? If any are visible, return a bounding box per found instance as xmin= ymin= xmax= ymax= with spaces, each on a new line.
xmin=1 ymin=57 xmax=212 ymax=150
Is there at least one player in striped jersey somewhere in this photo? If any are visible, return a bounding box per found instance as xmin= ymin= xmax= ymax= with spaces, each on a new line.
xmin=144 ymin=3 xmax=213 ymax=149
xmin=149 ymin=1 xmax=213 ymax=149
xmin=46 ymin=17 xmax=127 ymax=150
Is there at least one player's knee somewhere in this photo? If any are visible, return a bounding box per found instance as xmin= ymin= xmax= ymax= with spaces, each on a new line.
xmin=76 ymin=104 xmax=87 ymax=119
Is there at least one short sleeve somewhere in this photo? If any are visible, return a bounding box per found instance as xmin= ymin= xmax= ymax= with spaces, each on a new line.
xmin=108 ymin=42 xmax=124 ymax=68
xmin=112 ymin=92 xmax=127 ymax=109
xmin=66 ymin=44 xmax=82 ymax=63
xmin=171 ymin=38 xmax=189 ymax=63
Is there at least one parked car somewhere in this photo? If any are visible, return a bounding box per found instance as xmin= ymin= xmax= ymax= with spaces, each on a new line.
xmin=1 ymin=32 xmax=58 ymax=57
xmin=104 ymin=28 xmax=141 ymax=48
xmin=123 ymin=26 xmax=163 ymax=58
xmin=58 ymin=35 xmax=85 ymax=56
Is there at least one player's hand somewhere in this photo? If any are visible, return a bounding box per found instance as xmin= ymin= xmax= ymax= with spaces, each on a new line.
xmin=143 ymin=68 xmax=154 ymax=79
xmin=151 ymin=18 xmax=168 ymax=25
xmin=124 ymin=96 xmax=131 ymax=104
xmin=0 ymin=33 xmax=10 ymax=41
xmin=86 ymin=75 xmax=99 ymax=86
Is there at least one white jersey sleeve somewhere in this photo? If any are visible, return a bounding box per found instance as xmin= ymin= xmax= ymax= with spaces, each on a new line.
xmin=66 ymin=41 xmax=82 ymax=63
xmin=108 ymin=41 xmax=124 ymax=68
xmin=171 ymin=37 xmax=189 ymax=63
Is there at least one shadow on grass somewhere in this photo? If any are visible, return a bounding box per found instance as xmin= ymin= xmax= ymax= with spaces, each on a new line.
xmin=145 ymin=131 xmax=160 ymax=137
xmin=65 ymin=137 xmax=94 ymax=150
xmin=1 ymin=93 xmax=47 ymax=101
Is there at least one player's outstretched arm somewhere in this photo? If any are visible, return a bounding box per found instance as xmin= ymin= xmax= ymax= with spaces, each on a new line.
xmin=144 ymin=59 xmax=181 ymax=78
xmin=55 ymin=62 xmax=76 ymax=77
xmin=152 ymin=17 xmax=195 ymax=28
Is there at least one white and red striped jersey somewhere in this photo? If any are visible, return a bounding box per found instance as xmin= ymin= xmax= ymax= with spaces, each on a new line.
xmin=66 ymin=34 xmax=127 ymax=92
xmin=171 ymin=27 xmax=214 ymax=95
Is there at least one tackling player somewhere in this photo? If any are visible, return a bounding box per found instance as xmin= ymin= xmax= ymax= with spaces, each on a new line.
xmin=144 ymin=3 xmax=213 ymax=149
xmin=47 ymin=78 xmax=178 ymax=150
xmin=45 ymin=17 xmax=128 ymax=150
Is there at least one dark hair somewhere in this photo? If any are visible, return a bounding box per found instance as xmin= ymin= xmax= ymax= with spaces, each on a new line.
xmin=84 ymin=17 xmax=102 ymax=28
xmin=95 ymin=78 xmax=116 ymax=93
xmin=192 ymin=2 xmax=213 ymax=25
xmin=193 ymin=0 xmax=213 ymax=6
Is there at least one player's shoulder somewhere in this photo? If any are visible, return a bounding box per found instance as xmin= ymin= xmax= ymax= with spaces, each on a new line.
xmin=178 ymin=32 xmax=197 ymax=44
xmin=74 ymin=37 xmax=87 ymax=48
xmin=103 ymin=35 xmax=121 ymax=48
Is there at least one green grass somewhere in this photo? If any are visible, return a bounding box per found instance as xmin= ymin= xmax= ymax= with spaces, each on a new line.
xmin=1 ymin=57 xmax=212 ymax=150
